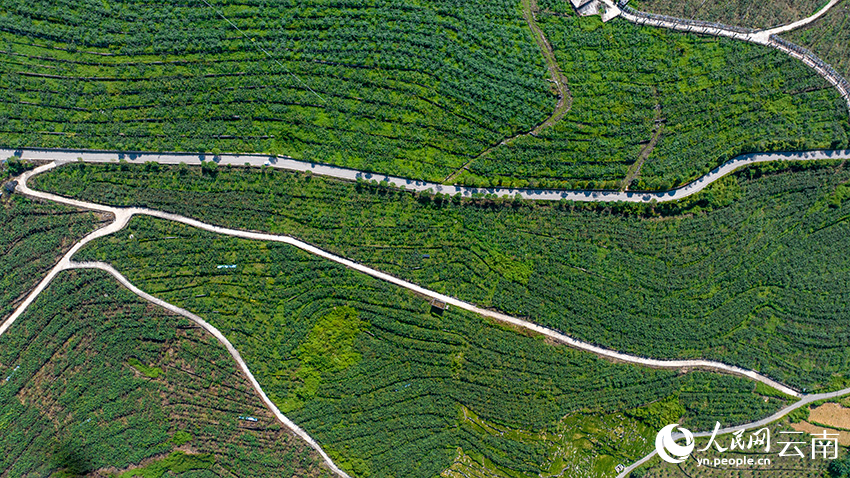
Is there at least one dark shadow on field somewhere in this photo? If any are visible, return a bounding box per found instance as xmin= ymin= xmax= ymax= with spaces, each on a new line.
xmin=50 ymin=437 xmax=94 ymax=477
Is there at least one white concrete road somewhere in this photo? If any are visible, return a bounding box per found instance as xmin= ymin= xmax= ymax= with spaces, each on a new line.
xmin=4 ymin=147 xmax=850 ymax=203
xmin=71 ymin=261 xmax=354 ymax=478
xmin=612 ymin=0 xmax=850 ymax=111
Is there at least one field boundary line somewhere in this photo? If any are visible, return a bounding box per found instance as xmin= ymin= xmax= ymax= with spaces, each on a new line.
xmin=9 ymin=162 xmax=808 ymax=400
xmin=4 ymin=147 xmax=850 ymax=203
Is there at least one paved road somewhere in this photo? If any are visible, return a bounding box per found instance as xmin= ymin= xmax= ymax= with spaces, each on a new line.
xmin=616 ymin=385 xmax=850 ymax=478
xmin=4 ymin=147 xmax=850 ymax=203
xmin=11 ymin=162 xmax=804 ymax=399
xmin=762 ymin=0 xmax=844 ymax=36
xmin=0 ymin=165 xmax=352 ymax=478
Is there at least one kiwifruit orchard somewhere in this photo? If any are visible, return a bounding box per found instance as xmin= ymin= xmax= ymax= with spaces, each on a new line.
xmin=72 ymin=214 xmax=791 ymax=477
xmin=0 ymin=1 xmax=847 ymax=188
xmin=0 ymin=269 xmax=329 ymax=477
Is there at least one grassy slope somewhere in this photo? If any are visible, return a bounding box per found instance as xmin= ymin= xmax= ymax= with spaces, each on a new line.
xmin=624 ymin=0 xmax=826 ymax=29
xmin=0 ymin=193 xmax=100 ymax=320
xmin=787 ymin=2 xmax=850 ymax=80
xmin=464 ymin=14 xmax=849 ymax=191
xmin=0 ymin=269 xmax=329 ymax=477
xmin=0 ymin=1 xmax=847 ymax=187
xmin=75 ymin=215 xmax=788 ymax=478
xmin=32 ymin=161 xmax=850 ymax=392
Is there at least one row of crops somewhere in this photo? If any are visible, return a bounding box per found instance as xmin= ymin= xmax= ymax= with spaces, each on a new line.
xmin=74 ymin=215 xmax=789 ymax=477
xmin=32 ymin=160 xmax=850 ymax=393
xmin=626 ymin=0 xmax=826 ymax=29
xmin=0 ymin=270 xmax=329 ymax=477
xmin=0 ymin=194 xmax=98 ymax=321
xmin=1 ymin=0 xmax=848 ymax=188
xmin=788 ymin=3 xmax=850 ymax=80
xmin=461 ymin=14 xmax=850 ymax=191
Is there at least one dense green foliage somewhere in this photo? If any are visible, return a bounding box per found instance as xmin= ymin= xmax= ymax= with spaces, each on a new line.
xmin=0 ymin=195 xmax=98 ymax=320
xmin=76 ymin=214 xmax=789 ymax=477
xmin=35 ymin=160 xmax=850 ymax=392
xmin=626 ymin=0 xmax=825 ymax=29
xmin=0 ymin=270 xmax=329 ymax=477
xmin=1 ymin=1 xmax=847 ymax=187
xmin=788 ymin=3 xmax=850 ymax=79
xmin=0 ymin=0 xmax=553 ymax=181
xmin=462 ymin=14 xmax=849 ymax=190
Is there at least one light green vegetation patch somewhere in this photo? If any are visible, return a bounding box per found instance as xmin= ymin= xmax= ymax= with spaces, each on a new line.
xmin=284 ymin=306 xmax=365 ymax=411
xmin=127 ymin=357 xmax=163 ymax=379
xmin=118 ymin=451 xmax=214 ymax=478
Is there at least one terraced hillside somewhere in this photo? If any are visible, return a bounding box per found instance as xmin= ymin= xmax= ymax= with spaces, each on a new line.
xmin=0 ymin=191 xmax=101 ymax=321
xmin=33 ymin=160 xmax=850 ymax=392
xmin=0 ymin=269 xmax=329 ymax=477
xmin=626 ymin=0 xmax=826 ymax=29
xmin=463 ymin=14 xmax=849 ymax=191
xmin=0 ymin=0 xmax=553 ymax=180
xmin=73 ymin=214 xmax=790 ymax=478
xmin=788 ymin=1 xmax=850 ymax=79
xmin=1 ymin=1 xmax=847 ymax=188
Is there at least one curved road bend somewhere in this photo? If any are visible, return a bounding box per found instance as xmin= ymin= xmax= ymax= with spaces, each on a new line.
xmin=12 ymin=162 xmax=802 ymax=398
xmin=9 ymin=161 xmax=850 ymax=478
xmin=4 ymin=147 xmax=850 ymax=202
xmin=0 ymin=167 xmax=352 ymax=478
xmin=617 ymin=385 xmax=850 ymax=478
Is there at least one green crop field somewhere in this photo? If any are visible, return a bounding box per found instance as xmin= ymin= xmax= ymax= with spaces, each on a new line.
xmin=461 ymin=14 xmax=849 ymax=191
xmin=32 ymin=159 xmax=850 ymax=393
xmin=0 ymin=0 xmax=553 ymax=181
xmin=0 ymin=188 xmax=101 ymax=321
xmin=788 ymin=2 xmax=850 ymax=79
xmin=0 ymin=269 xmax=330 ymax=477
xmin=73 ymin=214 xmax=790 ymax=478
xmin=625 ymin=0 xmax=827 ymax=29
xmin=0 ymin=1 xmax=847 ymax=188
